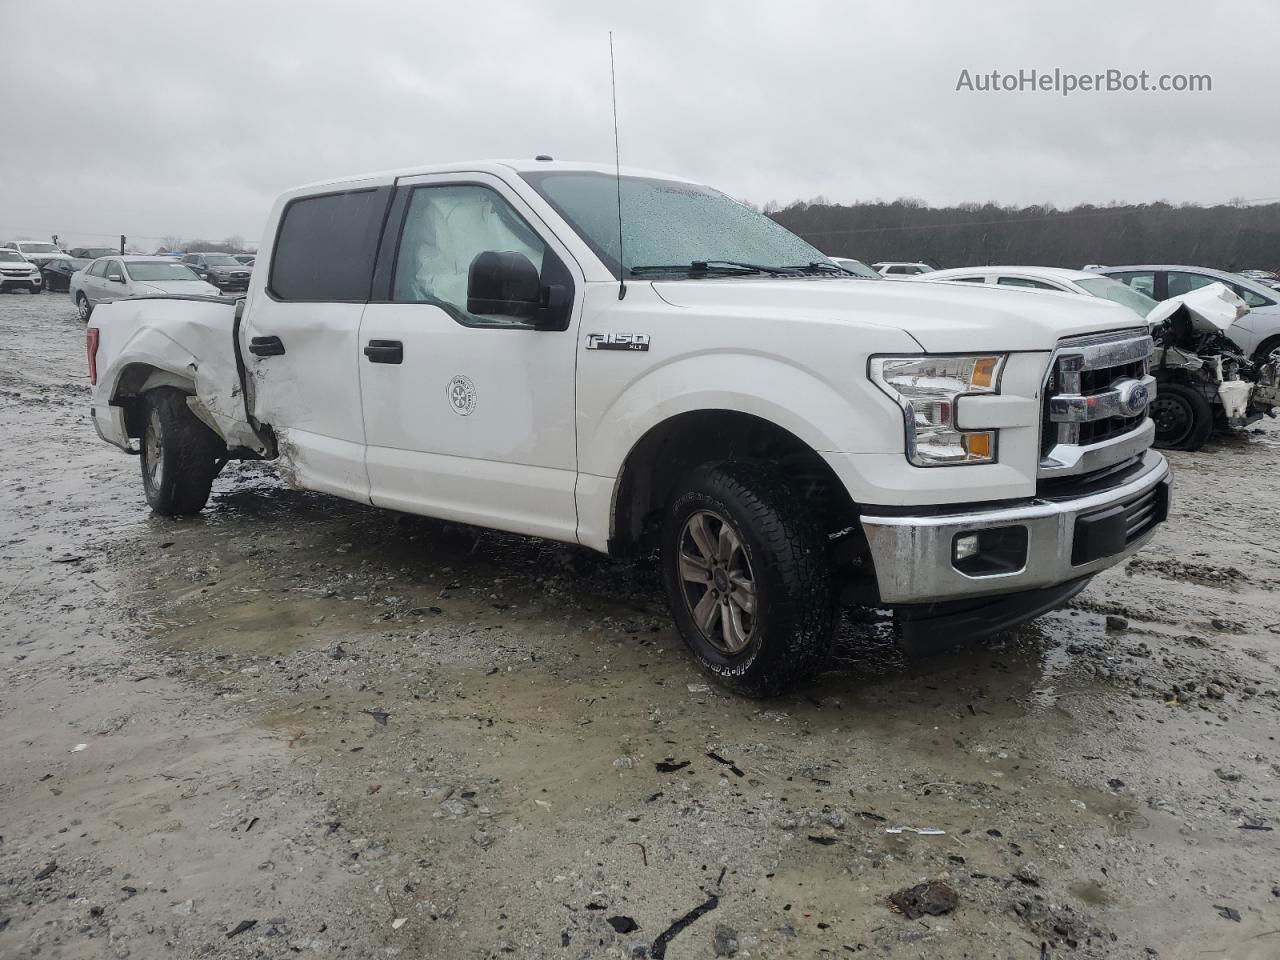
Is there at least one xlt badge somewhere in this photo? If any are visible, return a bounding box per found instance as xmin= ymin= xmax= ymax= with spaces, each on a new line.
xmin=586 ymin=333 xmax=650 ymax=352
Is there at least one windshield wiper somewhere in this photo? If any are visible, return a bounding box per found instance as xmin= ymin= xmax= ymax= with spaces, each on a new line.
xmin=629 ymin=260 xmax=802 ymax=277
xmin=788 ymin=261 xmax=844 ymax=275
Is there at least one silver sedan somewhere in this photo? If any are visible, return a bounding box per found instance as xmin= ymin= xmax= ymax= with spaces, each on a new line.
xmin=71 ymin=256 xmax=221 ymax=320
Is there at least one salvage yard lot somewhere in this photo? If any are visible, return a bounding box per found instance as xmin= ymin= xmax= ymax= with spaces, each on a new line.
xmin=1 ymin=294 xmax=1278 ymax=958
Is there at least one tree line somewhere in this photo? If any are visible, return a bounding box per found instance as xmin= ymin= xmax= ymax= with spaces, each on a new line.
xmin=764 ymin=198 xmax=1280 ymax=272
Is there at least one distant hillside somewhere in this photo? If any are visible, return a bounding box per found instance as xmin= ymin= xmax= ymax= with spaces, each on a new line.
xmin=765 ymin=199 xmax=1280 ymax=272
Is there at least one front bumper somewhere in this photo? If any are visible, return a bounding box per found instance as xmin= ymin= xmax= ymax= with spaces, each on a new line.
xmin=860 ymin=449 xmax=1171 ymax=604
xmin=0 ymin=274 xmax=42 ymax=288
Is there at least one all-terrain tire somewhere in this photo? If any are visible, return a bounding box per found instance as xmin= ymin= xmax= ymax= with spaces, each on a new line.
xmin=139 ymin=388 xmax=224 ymax=516
xmin=1151 ymin=383 xmax=1213 ymax=451
xmin=660 ymin=460 xmax=834 ymax=697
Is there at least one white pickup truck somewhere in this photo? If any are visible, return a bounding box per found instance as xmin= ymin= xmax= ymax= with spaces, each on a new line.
xmin=87 ymin=159 xmax=1172 ymax=695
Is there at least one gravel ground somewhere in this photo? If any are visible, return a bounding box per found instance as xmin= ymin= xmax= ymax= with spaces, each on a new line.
xmin=1 ymin=291 xmax=1278 ymax=960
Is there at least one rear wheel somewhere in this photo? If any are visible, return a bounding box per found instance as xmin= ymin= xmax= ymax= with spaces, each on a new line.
xmin=1150 ymin=383 xmax=1213 ymax=451
xmin=139 ymin=388 xmax=225 ymax=515
xmin=661 ymin=461 xmax=834 ymax=697
xmin=76 ymin=293 xmax=92 ymax=320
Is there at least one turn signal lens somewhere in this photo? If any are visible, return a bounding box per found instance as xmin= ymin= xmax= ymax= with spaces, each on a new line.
xmin=971 ymin=356 xmax=1000 ymax=390
xmin=964 ymin=432 xmax=993 ymax=459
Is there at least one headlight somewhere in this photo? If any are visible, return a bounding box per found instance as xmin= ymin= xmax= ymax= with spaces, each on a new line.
xmin=870 ymin=355 xmax=1005 ymax=466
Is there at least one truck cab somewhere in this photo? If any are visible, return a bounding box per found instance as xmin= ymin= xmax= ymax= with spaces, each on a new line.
xmin=87 ymin=159 xmax=1171 ymax=695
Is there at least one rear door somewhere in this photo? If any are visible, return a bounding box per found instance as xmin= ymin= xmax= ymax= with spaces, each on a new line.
xmin=241 ymin=182 xmax=393 ymax=501
xmin=355 ymin=172 xmax=583 ymax=543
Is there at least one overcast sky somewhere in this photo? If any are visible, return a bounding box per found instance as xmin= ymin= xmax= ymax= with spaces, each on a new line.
xmin=1 ymin=0 xmax=1275 ymax=249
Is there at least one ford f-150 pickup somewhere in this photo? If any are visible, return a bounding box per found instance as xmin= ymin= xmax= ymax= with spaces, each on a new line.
xmin=86 ymin=159 xmax=1172 ymax=695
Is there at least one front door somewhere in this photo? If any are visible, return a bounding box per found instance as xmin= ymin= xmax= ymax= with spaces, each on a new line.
xmin=356 ymin=172 xmax=583 ymax=543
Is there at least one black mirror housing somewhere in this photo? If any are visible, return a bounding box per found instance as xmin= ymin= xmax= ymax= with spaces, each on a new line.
xmin=467 ymin=250 xmax=541 ymax=320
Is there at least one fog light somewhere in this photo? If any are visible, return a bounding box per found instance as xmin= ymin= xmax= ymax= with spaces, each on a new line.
xmin=952 ymin=526 xmax=1029 ymax=577
xmin=954 ymin=533 xmax=980 ymax=562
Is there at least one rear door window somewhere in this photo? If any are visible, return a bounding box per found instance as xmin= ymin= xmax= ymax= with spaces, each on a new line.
xmin=1165 ymin=271 xmax=1218 ymax=298
xmin=269 ymin=189 xmax=389 ymax=302
xmin=1107 ymin=270 xmax=1156 ymax=298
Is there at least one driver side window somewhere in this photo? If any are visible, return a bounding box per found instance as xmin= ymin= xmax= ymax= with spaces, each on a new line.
xmin=392 ymin=184 xmax=547 ymax=326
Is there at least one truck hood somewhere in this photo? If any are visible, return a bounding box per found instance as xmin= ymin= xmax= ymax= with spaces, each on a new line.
xmin=651 ymin=277 xmax=1144 ymax=352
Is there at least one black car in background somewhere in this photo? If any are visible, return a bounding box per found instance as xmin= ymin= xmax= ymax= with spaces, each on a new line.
xmin=181 ymin=252 xmax=252 ymax=292
xmin=40 ymin=256 xmax=91 ymax=292
xmin=70 ymin=247 xmax=115 ymax=260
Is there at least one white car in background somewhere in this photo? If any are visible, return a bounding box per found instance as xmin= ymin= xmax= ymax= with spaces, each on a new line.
xmin=827 ymin=256 xmax=883 ymax=279
xmin=0 ymin=249 xmax=44 ymax=294
xmin=70 ymin=256 xmax=221 ymax=320
xmin=1 ymin=239 xmax=67 ymax=268
xmin=873 ymin=261 xmax=932 ymax=278
xmin=914 ymin=266 xmax=1156 ymax=317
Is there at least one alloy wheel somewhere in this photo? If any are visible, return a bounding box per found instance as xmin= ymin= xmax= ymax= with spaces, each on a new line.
xmin=676 ymin=509 xmax=758 ymax=654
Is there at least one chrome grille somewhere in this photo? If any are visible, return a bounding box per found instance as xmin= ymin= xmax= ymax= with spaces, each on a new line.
xmin=1040 ymin=328 xmax=1155 ymax=480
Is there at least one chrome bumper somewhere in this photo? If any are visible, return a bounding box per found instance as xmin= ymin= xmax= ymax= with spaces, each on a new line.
xmin=861 ymin=450 xmax=1171 ymax=604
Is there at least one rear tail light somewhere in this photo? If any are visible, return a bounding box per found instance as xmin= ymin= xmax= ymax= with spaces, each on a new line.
xmin=87 ymin=327 xmax=100 ymax=385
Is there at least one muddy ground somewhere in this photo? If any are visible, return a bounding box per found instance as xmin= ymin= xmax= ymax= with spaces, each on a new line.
xmin=1 ymin=292 xmax=1278 ymax=960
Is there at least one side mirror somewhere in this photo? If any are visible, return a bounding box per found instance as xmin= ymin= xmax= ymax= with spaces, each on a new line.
xmin=107 ymin=273 xmax=124 ymax=283
xmin=467 ymin=250 xmax=541 ymax=320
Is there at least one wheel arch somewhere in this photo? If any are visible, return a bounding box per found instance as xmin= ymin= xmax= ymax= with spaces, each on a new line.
xmin=606 ymin=409 xmax=858 ymax=557
xmin=110 ymin=363 xmax=198 ymax=438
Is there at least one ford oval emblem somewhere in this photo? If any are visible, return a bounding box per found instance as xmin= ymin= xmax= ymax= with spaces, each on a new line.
xmin=1115 ymin=379 xmax=1150 ymax=416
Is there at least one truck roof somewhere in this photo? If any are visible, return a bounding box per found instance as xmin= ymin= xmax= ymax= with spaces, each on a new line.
xmin=288 ymin=158 xmax=697 ymax=194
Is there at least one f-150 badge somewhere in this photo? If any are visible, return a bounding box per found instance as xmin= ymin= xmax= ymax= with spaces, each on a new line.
xmin=586 ymin=333 xmax=650 ymax=352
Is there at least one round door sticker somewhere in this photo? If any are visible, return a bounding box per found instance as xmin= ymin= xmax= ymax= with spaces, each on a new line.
xmin=447 ymin=375 xmax=477 ymax=416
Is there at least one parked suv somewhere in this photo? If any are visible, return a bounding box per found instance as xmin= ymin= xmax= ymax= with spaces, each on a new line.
xmin=2 ymin=240 xmax=65 ymax=268
xmin=873 ymin=261 xmax=933 ymax=278
xmin=181 ymin=252 xmax=253 ymax=292
xmin=85 ymin=160 xmax=1171 ymax=695
xmin=0 ymin=249 xmax=43 ymax=293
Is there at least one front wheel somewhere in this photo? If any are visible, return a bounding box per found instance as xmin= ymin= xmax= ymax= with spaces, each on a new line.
xmin=661 ymin=461 xmax=834 ymax=697
xmin=1150 ymin=383 xmax=1213 ymax=451
xmin=139 ymin=388 xmax=225 ymax=515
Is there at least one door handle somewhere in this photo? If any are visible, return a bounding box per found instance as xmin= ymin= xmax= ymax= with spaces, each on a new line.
xmin=364 ymin=340 xmax=403 ymax=364
xmin=249 ymin=335 xmax=285 ymax=357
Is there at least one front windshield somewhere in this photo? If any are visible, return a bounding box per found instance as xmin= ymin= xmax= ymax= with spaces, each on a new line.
xmin=204 ymin=255 xmax=242 ymax=267
xmin=0 ymin=251 xmax=25 ymax=262
xmin=521 ymin=171 xmax=826 ymax=278
xmin=125 ymin=262 xmax=203 ymax=282
xmin=832 ymin=257 xmax=882 ymax=279
xmin=19 ymin=242 xmax=57 ymax=254
xmin=1076 ymin=276 xmax=1158 ymax=317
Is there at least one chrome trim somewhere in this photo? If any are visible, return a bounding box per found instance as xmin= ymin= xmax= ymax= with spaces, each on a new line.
xmin=1039 ymin=329 xmax=1155 ymax=478
xmin=1049 ymin=374 xmax=1157 ymax=422
xmin=861 ymin=449 xmax=1170 ymax=604
xmin=1040 ymin=418 xmax=1154 ymax=475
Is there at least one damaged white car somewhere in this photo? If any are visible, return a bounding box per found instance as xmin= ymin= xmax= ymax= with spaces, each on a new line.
xmin=1146 ymin=283 xmax=1280 ymax=450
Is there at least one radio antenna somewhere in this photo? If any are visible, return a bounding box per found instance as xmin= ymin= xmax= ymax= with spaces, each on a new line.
xmin=609 ymin=31 xmax=626 ymax=301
